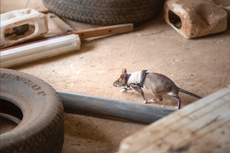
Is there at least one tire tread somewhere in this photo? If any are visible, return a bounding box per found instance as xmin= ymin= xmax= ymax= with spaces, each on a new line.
xmin=42 ymin=0 xmax=164 ymax=25
xmin=0 ymin=69 xmax=64 ymax=153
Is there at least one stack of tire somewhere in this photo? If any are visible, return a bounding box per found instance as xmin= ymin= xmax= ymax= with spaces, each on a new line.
xmin=42 ymin=0 xmax=165 ymax=25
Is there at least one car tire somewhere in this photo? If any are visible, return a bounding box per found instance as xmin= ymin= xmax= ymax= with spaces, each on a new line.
xmin=0 ymin=68 xmax=64 ymax=153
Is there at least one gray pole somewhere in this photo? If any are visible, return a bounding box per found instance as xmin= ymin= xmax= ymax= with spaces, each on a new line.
xmin=57 ymin=91 xmax=175 ymax=124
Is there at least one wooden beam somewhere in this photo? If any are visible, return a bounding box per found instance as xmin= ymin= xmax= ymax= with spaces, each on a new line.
xmin=118 ymin=86 xmax=230 ymax=153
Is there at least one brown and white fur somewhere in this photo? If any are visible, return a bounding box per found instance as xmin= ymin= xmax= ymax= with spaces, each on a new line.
xmin=113 ymin=68 xmax=201 ymax=109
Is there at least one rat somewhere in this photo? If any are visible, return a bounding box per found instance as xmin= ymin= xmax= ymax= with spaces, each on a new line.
xmin=113 ymin=68 xmax=202 ymax=109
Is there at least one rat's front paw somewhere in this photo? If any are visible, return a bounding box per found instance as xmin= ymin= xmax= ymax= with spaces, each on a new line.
xmin=175 ymin=106 xmax=180 ymax=109
xmin=120 ymin=88 xmax=127 ymax=93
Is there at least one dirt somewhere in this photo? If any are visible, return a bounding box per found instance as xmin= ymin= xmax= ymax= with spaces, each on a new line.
xmin=1 ymin=0 xmax=230 ymax=152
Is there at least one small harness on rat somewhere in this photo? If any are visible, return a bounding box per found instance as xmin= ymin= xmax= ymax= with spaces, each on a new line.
xmin=127 ymin=69 xmax=147 ymax=88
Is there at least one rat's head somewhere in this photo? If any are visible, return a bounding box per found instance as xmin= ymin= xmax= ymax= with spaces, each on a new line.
xmin=113 ymin=68 xmax=128 ymax=87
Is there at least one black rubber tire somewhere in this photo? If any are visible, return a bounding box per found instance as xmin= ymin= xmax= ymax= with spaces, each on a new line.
xmin=0 ymin=68 xmax=64 ymax=153
xmin=42 ymin=0 xmax=165 ymax=25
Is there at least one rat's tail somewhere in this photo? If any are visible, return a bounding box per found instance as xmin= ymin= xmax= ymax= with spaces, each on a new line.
xmin=179 ymin=88 xmax=202 ymax=99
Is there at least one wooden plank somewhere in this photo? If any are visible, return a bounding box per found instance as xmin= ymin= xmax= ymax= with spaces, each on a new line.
xmin=164 ymin=103 xmax=230 ymax=150
xmin=43 ymin=23 xmax=134 ymax=40
xmin=188 ymin=122 xmax=230 ymax=153
xmin=118 ymin=86 xmax=230 ymax=153
xmin=70 ymin=23 xmax=134 ymax=40
xmin=119 ymin=88 xmax=230 ymax=152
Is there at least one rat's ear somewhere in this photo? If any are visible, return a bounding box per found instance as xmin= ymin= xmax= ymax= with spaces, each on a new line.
xmin=120 ymin=74 xmax=125 ymax=79
xmin=122 ymin=68 xmax=127 ymax=74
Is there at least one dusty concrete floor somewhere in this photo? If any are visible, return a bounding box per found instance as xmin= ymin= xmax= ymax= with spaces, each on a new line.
xmin=1 ymin=0 xmax=230 ymax=152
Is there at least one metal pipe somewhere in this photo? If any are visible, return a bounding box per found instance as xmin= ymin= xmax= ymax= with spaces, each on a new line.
xmin=0 ymin=34 xmax=81 ymax=68
xmin=57 ymin=91 xmax=175 ymax=124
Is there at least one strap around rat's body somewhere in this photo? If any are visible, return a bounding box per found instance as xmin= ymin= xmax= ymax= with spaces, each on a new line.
xmin=127 ymin=69 xmax=147 ymax=87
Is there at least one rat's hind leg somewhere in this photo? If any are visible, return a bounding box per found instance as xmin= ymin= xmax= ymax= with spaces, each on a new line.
xmin=169 ymin=95 xmax=181 ymax=109
xmin=149 ymin=92 xmax=163 ymax=103
xmin=150 ymin=86 xmax=164 ymax=102
xmin=150 ymin=97 xmax=163 ymax=102
xmin=149 ymin=85 xmax=164 ymax=102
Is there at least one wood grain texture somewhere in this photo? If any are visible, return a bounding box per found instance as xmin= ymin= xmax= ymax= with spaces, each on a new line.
xmin=70 ymin=23 xmax=133 ymax=40
xmin=119 ymin=86 xmax=230 ymax=153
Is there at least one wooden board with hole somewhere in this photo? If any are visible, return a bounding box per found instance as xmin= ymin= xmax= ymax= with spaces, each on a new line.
xmin=27 ymin=0 xmax=76 ymax=37
xmin=118 ymin=86 xmax=230 ymax=153
xmin=0 ymin=0 xmax=75 ymax=39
